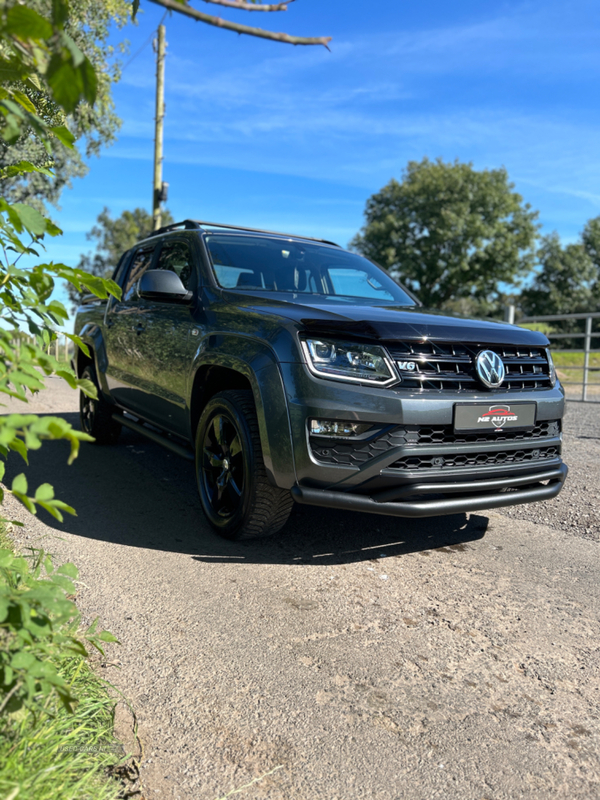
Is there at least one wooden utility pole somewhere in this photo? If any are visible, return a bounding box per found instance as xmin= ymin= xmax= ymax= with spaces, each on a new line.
xmin=152 ymin=24 xmax=166 ymax=231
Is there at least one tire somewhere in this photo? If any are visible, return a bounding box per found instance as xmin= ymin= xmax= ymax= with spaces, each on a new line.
xmin=195 ymin=390 xmax=293 ymax=540
xmin=79 ymin=364 xmax=121 ymax=445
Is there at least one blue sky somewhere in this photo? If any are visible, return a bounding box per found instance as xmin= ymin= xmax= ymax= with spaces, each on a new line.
xmin=40 ymin=0 xmax=600 ymax=320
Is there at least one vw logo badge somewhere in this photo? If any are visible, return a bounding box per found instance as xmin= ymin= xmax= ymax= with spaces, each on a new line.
xmin=476 ymin=350 xmax=505 ymax=388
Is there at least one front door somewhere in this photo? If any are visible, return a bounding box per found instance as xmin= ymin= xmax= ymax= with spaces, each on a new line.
xmin=131 ymin=237 xmax=198 ymax=437
xmin=104 ymin=242 xmax=157 ymax=413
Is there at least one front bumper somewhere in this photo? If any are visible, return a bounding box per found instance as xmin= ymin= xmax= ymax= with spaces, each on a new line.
xmin=292 ymin=462 xmax=568 ymax=519
xmin=280 ymin=362 xmax=568 ymax=515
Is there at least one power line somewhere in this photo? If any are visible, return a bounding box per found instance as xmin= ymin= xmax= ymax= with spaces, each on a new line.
xmin=121 ymin=11 xmax=168 ymax=72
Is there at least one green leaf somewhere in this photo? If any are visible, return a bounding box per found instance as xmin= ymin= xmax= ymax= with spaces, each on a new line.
xmin=98 ymin=631 xmax=119 ymax=643
xmin=6 ymin=5 xmax=53 ymax=40
xmin=76 ymin=378 xmax=97 ymax=399
xmin=51 ymin=125 xmax=75 ymax=149
xmin=0 ymin=549 xmax=14 ymax=568
xmin=48 ymin=499 xmax=76 ymax=516
xmin=36 ymin=500 xmax=64 ymax=522
xmin=11 ymin=473 xmax=28 ymax=495
xmin=0 ymin=461 xmax=4 ymax=482
xmin=52 ymin=0 xmax=69 ymax=27
xmin=11 ymin=203 xmax=47 ymax=236
xmin=56 ymin=562 xmax=78 ymax=579
xmin=49 ymin=575 xmax=75 ymax=594
xmin=2 ymin=160 xmax=54 ymax=179
xmin=47 ymin=55 xmax=78 ymax=114
xmin=13 ymin=493 xmax=36 ymax=514
xmin=11 ymin=651 xmax=37 ymax=670
xmin=34 ymin=483 xmax=54 ymax=502
xmin=8 ymin=439 xmax=29 ymax=464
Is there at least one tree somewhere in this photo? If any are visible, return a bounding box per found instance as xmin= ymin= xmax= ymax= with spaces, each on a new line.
xmin=67 ymin=206 xmax=173 ymax=307
xmin=520 ymin=224 xmax=600 ymax=318
xmin=351 ymin=158 xmax=539 ymax=313
xmin=0 ymin=0 xmax=130 ymax=213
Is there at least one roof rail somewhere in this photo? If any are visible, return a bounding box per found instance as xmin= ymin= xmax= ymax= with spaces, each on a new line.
xmin=192 ymin=220 xmax=340 ymax=248
xmin=146 ymin=218 xmax=341 ymax=248
xmin=151 ymin=219 xmax=201 ymax=237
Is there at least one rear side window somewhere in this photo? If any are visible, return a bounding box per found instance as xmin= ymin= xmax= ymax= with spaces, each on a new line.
xmin=123 ymin=245 xmax=155 ymax=302
xmin=156 ymin=240 xmax=195 ymax=289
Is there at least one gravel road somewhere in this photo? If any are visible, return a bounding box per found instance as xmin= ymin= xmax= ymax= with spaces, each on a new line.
xmin=3 ymin=380 xmax=600 ymax=800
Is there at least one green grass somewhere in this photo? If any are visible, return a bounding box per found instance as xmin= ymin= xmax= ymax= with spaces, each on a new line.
xmin=0 ymin=525 xmax=129 ymax=800
xmin=551 ymin=351 xmax=600 ymax=387
xmin=0 ymin=658 xmax=125 ymax=800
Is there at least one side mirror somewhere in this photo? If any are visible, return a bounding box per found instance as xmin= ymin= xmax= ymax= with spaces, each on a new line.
xmin=138 ymin=270 xmax=193 ymax=303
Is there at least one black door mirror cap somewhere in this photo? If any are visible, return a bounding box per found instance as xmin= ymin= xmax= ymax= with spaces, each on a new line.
xmin=138 ymin=269 xmax=194 ymax=303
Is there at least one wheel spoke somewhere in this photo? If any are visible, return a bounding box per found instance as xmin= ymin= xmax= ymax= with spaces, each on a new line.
xmin=203 ymin=447 xmax=221 ymax=469
xmin=229 ymin=434 xmax=242 ymax=458
xmin=213 ymin=415 xmax=226 ymax=449
xmin=227 ymin=478 xmax=242 ymax=507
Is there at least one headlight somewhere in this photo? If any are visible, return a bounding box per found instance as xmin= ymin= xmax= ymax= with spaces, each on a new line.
xmin=546 ymin=348 xmax=557 ymax=387
xmin=301 ymin=338 xmax=397 ymax=385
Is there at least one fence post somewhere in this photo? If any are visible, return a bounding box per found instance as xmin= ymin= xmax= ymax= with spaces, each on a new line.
xmin=504 ymin=305 xmax=516 ymax=325
xmin=582 ymin=315 xmax=592 ymax=402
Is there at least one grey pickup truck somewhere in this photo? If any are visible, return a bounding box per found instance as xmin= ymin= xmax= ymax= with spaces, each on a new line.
xmin=74 ymin=219 xmax=567 ymax=540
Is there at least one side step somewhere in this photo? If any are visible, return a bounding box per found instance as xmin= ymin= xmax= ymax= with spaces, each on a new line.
xmin=113 ymin=413 xmax=194 ymax=461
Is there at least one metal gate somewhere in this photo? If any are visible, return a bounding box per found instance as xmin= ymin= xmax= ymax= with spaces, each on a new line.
xmin=518 ymin=311 xmax=600 ymax=403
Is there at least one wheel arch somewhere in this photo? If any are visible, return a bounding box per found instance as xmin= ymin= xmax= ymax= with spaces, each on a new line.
xmin=189 ymin=341 xmax=296 ymax=489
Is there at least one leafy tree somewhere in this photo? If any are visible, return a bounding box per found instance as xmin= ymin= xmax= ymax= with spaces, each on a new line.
xmin=351 ymin=158 xmax=539 ymax=312
xmin=582 ymin=216 xmax=600 ymax=274
xmin=67 ymin=206 xmax=173 ymax=307
xmin=520 ymin=221 xmax=600 ymax=318
xmin=0 ymin=0 xmax=130 ymax=213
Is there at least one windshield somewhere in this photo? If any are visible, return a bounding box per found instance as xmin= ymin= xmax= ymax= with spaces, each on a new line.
xmin=204 ymin=234 xmax=416 ymax=306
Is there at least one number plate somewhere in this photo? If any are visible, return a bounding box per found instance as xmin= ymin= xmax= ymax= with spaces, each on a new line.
xmin=454 ymin=402 xmax=536 ymax=432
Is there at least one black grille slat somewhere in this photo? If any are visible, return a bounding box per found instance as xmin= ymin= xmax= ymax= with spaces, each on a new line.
xmin=309 ymin=421 xmax=561 ymax=466
xmin=387 ymin=341 xmax=552 ymax=393
xmin=389 ymin=446 xmax=559 ymax=472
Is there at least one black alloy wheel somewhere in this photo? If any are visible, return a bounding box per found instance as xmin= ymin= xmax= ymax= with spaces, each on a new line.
xmin=201 ymin=412 xmax=244 ymax=520
xmin=195 ymin=390 xmax=293 ymax=540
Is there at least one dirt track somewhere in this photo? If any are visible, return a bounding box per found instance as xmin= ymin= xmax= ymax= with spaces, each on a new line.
xmin=3 ymin=379 xmax=600 ymax=800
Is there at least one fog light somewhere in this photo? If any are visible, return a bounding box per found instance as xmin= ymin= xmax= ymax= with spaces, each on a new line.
xmin=310 ymin=419 xmax=372 ymax=437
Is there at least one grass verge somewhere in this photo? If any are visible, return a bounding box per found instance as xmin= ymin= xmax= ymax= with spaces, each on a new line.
xmin=0 ymin=523 xmax=133 ymax=800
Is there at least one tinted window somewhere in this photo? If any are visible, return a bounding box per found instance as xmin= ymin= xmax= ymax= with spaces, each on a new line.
xmin=156 ymin=240 xmax=195 ymax=289
xmin=205 ymin=234 xmax=415 ymax=306
xmin=123 ymin=245 xmax=155 ymax=302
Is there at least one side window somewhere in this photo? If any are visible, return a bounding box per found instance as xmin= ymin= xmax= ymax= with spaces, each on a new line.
xmin=123 ymin=245 xmax=155 ymax=302
xmin=156 ymin=240 xmax=195 ymax=289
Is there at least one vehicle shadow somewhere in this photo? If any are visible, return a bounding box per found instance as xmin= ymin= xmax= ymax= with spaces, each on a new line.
xmin=3 ymin=412 xmax=489 ymax=566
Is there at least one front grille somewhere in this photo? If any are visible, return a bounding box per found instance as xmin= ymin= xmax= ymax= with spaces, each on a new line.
xmin=309 ymin=421 xmax=561 ymax=467
xmin=389 ymin=446 xmax=559 ymax=471
xmin=386 ymin=341 xmax=552 ymax=392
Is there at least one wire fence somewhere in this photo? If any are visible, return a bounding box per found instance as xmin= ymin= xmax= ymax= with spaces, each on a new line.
xmin=518 ymin=311 xmax=600 ymax=404
xmin=9 ymin=332 xmax=74 ymax=365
